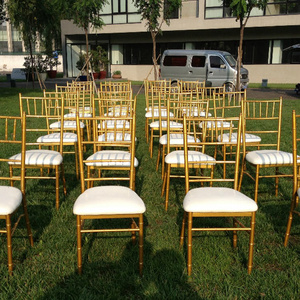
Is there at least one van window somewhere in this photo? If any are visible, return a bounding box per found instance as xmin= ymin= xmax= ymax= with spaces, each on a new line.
xmin=163 ymin=55 xmax=187 ymax=66
xmin=191 ymin=56 xmax=206 ymax=67
xmin=210 ymin=56 xmax=226 ymax=69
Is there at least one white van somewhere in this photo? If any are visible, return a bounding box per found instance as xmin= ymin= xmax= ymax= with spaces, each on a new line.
xmin=160 ymin=49 xmax=249 ymax=91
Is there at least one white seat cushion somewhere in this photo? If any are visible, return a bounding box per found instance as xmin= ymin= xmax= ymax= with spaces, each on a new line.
xmin=181 ymin=108 xmax=211 ymax=117
xmin=217 ymin=133 xmax=261 ymax=143
xmin=98 ymin=120 xmax=130 ymax=129
xmin=145 ymin=108 xmax=174 ymax=118
xmin=199 ymin=121 xmax=233 ymax=129
xmin=149 ymin=121 xmax=183 ymax=129
xmin=246 ymin=150 xmax=293 ymax=165
xmin=37 ymin=132 xmax=77 ymax=143
xmin=86 ymin=150 xmax=138 ymax=167
xmin=159 ymin=133 xmax=200 ymax=145
xmin=0 ymin=186 xmax=22 ymax=215
xmin=183 ymin=187 xmax=258 ymax=213
xmin=73 ymin=186 xmax=146 ymax=215
xmin=98 ymin=133 xmax=136 ymax=142
xmin=64 ymin=112 xmax=92 ymax=118
xmin=165 ymin=150 xmax=215 ymax=165
xmin=50 ymin=120 xmax=85 ymax=129
xmin=9 ymin=149 xmax=63 ymax=166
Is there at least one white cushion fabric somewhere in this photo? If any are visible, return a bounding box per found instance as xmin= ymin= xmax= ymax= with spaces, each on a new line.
xmin=98 ymin=133 xmax=136 ymax=142
xmin=50 ymin=120 xmax=85 ymax=129
xmin=64 ymin=112 xmax=92 ymax=118
xmin=159 ymin=133 xmax=199 ymax=145
xmin=9 ymin=149 xmax=63 ymax=166
xmin=199 ymin=121 xmax=233 ymax=129
xmin=181 ymin=107 xmax=211 ymax=117
xmin=73 ymin=185 xmax=146 ymax=215
xmin=297 ymin=188 xmax=300 ymax=198
xmin=217 ymin=133 xmax=261 ymax=143
xmin=246 ymin=150 xmax=293 ymax=165
xmin=183 ymin=187 xmax=258 ymax=213
xmin=0 ymin=186 xmax=22 ymax=215
xmin=165 ymin=150 xmax=215 ymax=165
xmin=149 ymin=121 xmax=183 ymax=129
xmin=98 ymin=120 xmax=130 ymax=129
xmin=86 ymin=150 xmax=138 ymax=167
xmin=37 ymin=132 xmax=77 ymax=143
xmin=145 ymin=108 xmax=174 ymax=118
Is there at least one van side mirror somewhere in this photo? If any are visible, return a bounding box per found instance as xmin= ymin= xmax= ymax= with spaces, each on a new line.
xmin=220 ymin=64 xmax=226 ymax=69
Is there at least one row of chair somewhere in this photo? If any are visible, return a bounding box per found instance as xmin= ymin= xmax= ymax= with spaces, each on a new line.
xmin=143 ymin=79 xmax=298 ymax=274
xmin=0 ymin=80 xmax=146 ymax=275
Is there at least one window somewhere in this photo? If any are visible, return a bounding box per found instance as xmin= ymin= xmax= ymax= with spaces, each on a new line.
xmin=100 ymin=0 xmax=140 ymax=24
xmin=205 ymin=0 xmax=300 ymax=18
xmin=191 ymin=56 xmax=206 ymax=67
xmin=210 ymin=56 xmax=225 ymax=69
xmin=163 ymin=56 xmax=187 ymax=66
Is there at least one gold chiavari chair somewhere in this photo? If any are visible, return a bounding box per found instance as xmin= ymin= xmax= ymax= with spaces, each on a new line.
xmin=239 ymin=98 xmax=293 ymax=203
xmin=213 ymin=90 xmax=246 ymax=178
xmin=0 ymin=113 xmax=33 ymax=274
xmin=18 ymin=95 xmax=67 ymax=209
xmin=284 ymin=110 xmax=300 ymax=246
xmin=37 ymin=97 xmax=80 ymax=178
xmin=180 ymin=114 xmax=258 ymax=275
xmin=161 ymin=93 xmax=210 ymax=210
xmin=77 ymin=99 xmax=137 ymax=189
xmin=73 ymin=111 xmax=145 ymax=275
xmin=144 ymin=79 xmax=171 ymax=143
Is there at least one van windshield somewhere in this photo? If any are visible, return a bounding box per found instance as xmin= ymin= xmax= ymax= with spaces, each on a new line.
xmin=224 ymin=54 xmax=236 ymax=68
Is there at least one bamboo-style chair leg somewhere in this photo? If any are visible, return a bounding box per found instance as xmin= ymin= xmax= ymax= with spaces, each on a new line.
xmin=164 ymin=165 xmax=171 ymax=211
xmin=233 ymin=218 xmax=238 ymax=248
xmin=187 ymin=212 xmax=193 ymax=276
xmin=55 ymin=166 xmax=60 ymax=210
xmin=180 ymin=211 xmax=187 ymax=246
xmin=76 ymin=215 xmax=83 ymax=275
xmin=248 ymin=213 xmax=256 ymax=275
xmin=139 ymin=214 xmax=144 ymax=276
xmin=254 ymin=166 xmax=260 ymax=203
xmin=6 ymin=215 xmax=13 ymax=275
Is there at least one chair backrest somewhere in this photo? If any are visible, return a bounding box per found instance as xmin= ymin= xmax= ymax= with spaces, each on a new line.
xmin=242 ymin=98 xmax=282 ymax=150
xmin=213 ymin=90 xmax=246 ymax=118
xmin=292 ymin=110 xmax=300 ymax=195
xmin=166 ymin=92 xmax=209 ymax=154
xmin=178 ymin=80 xmax=205 ymax=93
xmin=99 ymin=81 xmax=132 ymax=92
xmin=20 ymin=95 xmax=64 ymax=153
xmin=183 ymin=114 xmax=242 ymax=193
xmin=0 ymin=113 xmax=26 ymax=192
xmin=76 ymin=110 xmax=137 ymax=192
xmin=95 ymin=94 xmax=136 ymax=117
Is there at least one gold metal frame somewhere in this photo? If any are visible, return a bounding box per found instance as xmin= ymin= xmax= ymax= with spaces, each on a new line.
xmin=284 ymin=110 xmax=300 ymax=246
xmin=0 ymin=113 xmax=33 ymax=274
xmin=180 ymin=114 xmax=257 ymax=275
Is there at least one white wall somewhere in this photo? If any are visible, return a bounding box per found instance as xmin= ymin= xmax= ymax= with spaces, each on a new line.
xmin=0 ymin=55 xmax=63 ymax=73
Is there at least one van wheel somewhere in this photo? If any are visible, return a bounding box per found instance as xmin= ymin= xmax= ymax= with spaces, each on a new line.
xmin=224 ymin=83 xmax=235 ymax=92
xmin=171 ymin=81 xmax=179 ymax=92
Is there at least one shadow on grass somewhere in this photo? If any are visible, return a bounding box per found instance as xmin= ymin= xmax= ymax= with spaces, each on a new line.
xmin=37 ymin=239 xmax=203 ymax=299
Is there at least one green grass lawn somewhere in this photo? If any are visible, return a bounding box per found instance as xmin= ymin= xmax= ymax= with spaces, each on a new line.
xmin=0 ymin=87 xmax=299 ymax=299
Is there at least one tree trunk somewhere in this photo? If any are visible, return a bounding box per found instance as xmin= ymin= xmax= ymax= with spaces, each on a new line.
xmin=29 ymin=38 xmax=35 ymax=89
xmin=151 ymin=31 xmax=158 ymax=80
xmin=84 ymin=27 xmax=90 ymax=81
xmin=237 ymin=19 xmax=245 ymax=91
